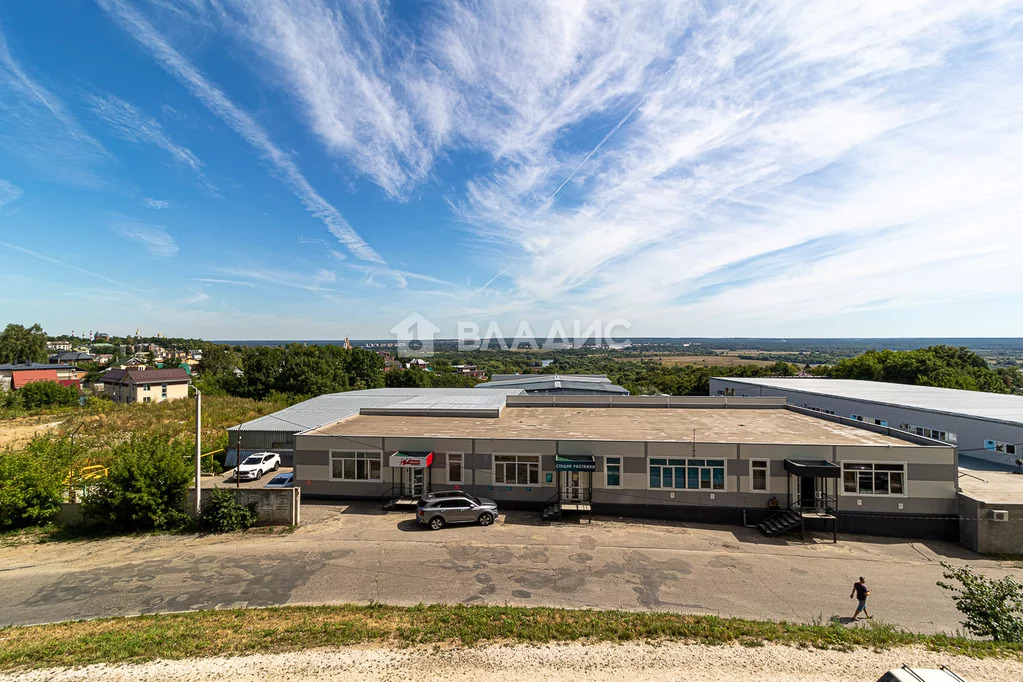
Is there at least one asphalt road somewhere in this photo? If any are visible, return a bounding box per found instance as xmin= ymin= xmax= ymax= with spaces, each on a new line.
xmin=1 ymin=502 xmax=1020 ymax=633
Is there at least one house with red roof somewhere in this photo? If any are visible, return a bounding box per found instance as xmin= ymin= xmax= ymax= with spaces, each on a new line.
xmin=0 ymin=363 xmax=81 ymax=392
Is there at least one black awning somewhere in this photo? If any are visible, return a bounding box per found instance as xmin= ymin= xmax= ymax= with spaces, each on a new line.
xmin=784 ymin=459 xmax=841 ymax=478
xmin=555 ymin=455 xmax=596 ymax=471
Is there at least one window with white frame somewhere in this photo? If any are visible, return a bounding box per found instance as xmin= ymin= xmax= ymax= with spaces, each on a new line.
xmin=842 ymin=462 xmax=905 ymax=495
xmin=898 ymin=424 xmax=957 ymax=444
xmin=649 ymin=458 xmax=725 ymax=490
xmin=751 ymin=460 xmax=768 ymax=492
xmin=448 ymin=453 xmax=463 ymax=483
xmin=986 ymin=440 xmax=1017 ymax=456
xmin=494 ymin=454 xmax=539 ymax=485
xmin=161 ymin=383 xmax=168 ymax=398
xmin=605 ymin=457 xmax=622 ymax=487
xmin=330 ymin=451 xmax=382 ymax=481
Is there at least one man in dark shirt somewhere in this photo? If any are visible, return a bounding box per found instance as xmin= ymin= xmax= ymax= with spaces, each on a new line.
xmin=850 ymin=576 xmax=872 ymax=620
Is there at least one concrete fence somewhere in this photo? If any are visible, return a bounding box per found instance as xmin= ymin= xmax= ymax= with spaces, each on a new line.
xmin=959 ymin=493 xmax=1023 ymax=555
xmin=186 ymin=487 xmax=301 ymax=526
xmin=54 ymin=488 xmax=301 ymax=528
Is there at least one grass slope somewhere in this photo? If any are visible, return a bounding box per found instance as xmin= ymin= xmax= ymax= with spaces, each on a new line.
xmin=1 ymin=604 xmax=1020 ymax=671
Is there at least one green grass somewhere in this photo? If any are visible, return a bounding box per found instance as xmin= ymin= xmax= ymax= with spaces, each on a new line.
xmin=0 ymin=604 xmax=1020 ymax=671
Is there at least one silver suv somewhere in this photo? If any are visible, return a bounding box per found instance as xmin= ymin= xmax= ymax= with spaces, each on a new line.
xmin=417 ymin=492 xmax=499 ymax=530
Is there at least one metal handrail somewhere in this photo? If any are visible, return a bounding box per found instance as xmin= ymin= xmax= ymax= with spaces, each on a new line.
xmin=791 ymin=492 xmax=838 ymax=513
xmin=559 ymin=486 xmax=593 ymax=503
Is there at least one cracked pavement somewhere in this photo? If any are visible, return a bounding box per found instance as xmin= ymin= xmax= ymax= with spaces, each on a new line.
xmin=1 ymin=501 xmax=1020 ymax=633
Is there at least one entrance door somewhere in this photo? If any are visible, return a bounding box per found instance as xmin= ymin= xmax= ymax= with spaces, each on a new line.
xmin=799 ymin=477 xmax=818 ymax=510
xmin=403 ymin=467 xmax=424 ymax=497
xmin=563 ymin=471 xmax=588 ymax=502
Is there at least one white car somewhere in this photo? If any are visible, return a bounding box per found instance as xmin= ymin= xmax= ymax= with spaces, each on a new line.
xmin=235 ymin=452 xmax=281 ymax=481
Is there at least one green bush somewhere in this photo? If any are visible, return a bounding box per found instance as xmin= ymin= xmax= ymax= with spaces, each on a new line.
xmin=0 ymin=452 xmax=66 ymax=530
xmin=938 ymin=562 xmax=1023 ymax=642
xmin=18 ymin=380 xmax=80 ymax=409
xmin=199 ymin=487 xmax=257 ymax=533
xmin=83 ymin=437 xmax=192 ymax=532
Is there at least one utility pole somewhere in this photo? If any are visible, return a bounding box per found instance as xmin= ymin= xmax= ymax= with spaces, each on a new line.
xmin=236 ymin=420 xmax=242 ymax=489
xmin=194 ymin=386 xmax=202 ymax=516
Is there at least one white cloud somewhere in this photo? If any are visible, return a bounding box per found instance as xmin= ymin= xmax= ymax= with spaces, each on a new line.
xmin=88 ymin=93 xmax=203 ymax=170
xmin=192 ymin=278 xmax=256 ymax=287
xmin=0 ymin=179 xmax=22 ymax=208
xmin=142 ymin=197 xmax=170 ymax=209
xmin=110 ymin=221 xmax=179 ymax=257
xmin=0 ymin=239 xmax=132 ymax=287
xmin=220 ymin=0 xmax=436 ymax=198
xmin=182 ymin=290 xmax=210 ymax=305
xmin=0 ymin=27 xmax=111 ymax=188
xmin=97 ymin=0 xmax=386 ymax=264
xmin=95 ymin=1 xmax=1023 ymax=333
xmin=217 ymin=266 xmax=341 ymax=293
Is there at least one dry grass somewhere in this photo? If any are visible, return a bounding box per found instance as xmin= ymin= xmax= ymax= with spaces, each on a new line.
xmin=0 ymin=604 xmax=1020 ymax=671
xmin=1 ymin=395 xmax=285 ymax=459
xmin=615 ymin=354 xmax=777 ymax=367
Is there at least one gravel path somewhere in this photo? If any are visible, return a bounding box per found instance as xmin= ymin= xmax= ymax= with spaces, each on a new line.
xmin=3 ymin=642 xmax=1020 ymax=682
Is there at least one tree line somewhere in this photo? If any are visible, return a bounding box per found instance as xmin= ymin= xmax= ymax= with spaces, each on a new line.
xmin=814 ymin=346 xmax=1021 ymax=394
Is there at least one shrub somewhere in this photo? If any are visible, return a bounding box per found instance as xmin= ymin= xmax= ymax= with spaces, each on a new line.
xmin=938 ymin=562 xmax=1023 ymax=642
xmin=0 ymin=452 xmax=66 ymax=530
xmin=83 ymin=437 xmax=192 ymax=532
xmin=18 ymin=380 xmax=80 ymax=409
xmin=200 ymin=487 xmax=257 ymax=533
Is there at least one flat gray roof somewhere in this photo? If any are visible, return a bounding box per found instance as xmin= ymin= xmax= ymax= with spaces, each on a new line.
xmin=715 ymin=377 xmax=1023 ymax=426
xmin=478 ymin=373 xmax=629 ymax=394
xmin=230 ymin=387 xmax=524 ymax=433
xmin=308 ymin=405 xmax=917 ymax=445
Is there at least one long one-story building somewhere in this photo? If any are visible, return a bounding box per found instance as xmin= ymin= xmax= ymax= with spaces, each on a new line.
xmin=708 ymin=377 xmax=1023 ymax=467
xmin=257 ymin=390 xmax=961 ymax=540
xmin=228 ymin=387 xmax=525 ymax=467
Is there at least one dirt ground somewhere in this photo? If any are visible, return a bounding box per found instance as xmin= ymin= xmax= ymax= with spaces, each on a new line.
xmin=2 ymin=641 xmax=1019 ymax=682
xmin=0 ymin=416 xmax=64 ymax=449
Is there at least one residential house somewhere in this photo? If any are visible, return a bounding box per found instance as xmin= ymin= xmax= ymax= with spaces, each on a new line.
xmin=49 ymin=351 xmax=95 ymax=365
xmin=46 ymin=340 xmax=72 ymax=352
xmin=0 ymin=363 xmax=81 ymax=392
xmin=100 ymin=367 xmax=190 ymax=404
xmin=452 ymin=364 xmax=487 ymax=379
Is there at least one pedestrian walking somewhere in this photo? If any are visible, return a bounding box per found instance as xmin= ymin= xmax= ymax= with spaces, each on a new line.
xmin=850 ymin=576 xmax=872 ymax=620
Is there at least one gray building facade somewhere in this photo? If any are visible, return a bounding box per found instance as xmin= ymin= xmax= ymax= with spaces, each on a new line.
xmin=287 ymin=394 xmax=958 ymax=540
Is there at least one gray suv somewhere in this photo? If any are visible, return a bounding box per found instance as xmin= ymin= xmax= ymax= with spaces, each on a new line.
xmin=417 ymin=492 xmax=499 ymax=530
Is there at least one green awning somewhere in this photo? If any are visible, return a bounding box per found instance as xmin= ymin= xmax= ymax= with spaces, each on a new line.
xmin=555 ymin=455 xmax=596 ymax=471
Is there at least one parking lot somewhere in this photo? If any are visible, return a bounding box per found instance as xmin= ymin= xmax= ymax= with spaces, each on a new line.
xmin=1 ymin=501 xmax=1021 ymax=633
xmin=199 ymin=466 xmax=294 ymax=489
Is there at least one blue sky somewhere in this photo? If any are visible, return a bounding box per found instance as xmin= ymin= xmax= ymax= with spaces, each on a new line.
xmin=1 ymin=1 xmax=1022 ymax=340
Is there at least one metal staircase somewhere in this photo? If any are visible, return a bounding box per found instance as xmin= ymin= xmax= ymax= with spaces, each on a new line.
xmin=758 ymin=510 xmax=802 ymax=537
xmin=541 ymin=491 xmax=562 ymax=522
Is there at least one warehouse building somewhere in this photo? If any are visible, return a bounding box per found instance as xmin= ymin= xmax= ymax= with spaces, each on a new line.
xmin=227 ymin=387 xmax=525 ymax=466
xmin=275 ymin=391 xmax=959 ymax=540
xmin=709 ymin=377 xmax=1023 ymax=467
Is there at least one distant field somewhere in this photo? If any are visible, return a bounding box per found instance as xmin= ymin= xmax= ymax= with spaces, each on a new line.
xmin=615 ymin=355 xmax=776 ymax=367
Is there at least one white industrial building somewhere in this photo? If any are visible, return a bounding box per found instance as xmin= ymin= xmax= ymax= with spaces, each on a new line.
xmin=709 ymin=377 xmax=1023 ymax=467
